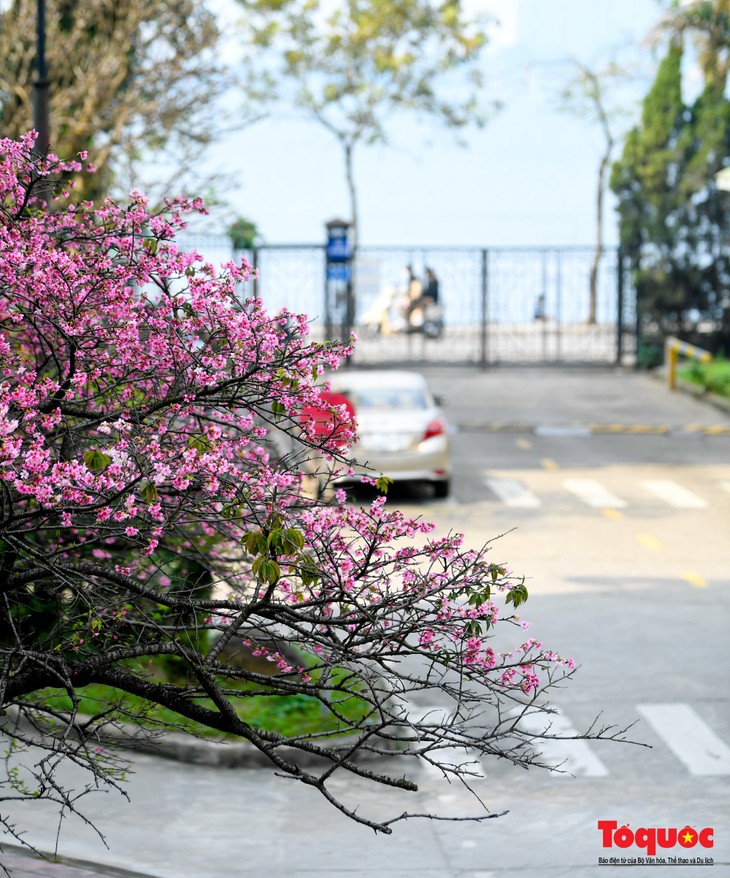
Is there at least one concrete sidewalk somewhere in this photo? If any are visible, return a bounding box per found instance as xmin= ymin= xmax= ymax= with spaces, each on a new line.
xmin=1 ymin=846 xmax=155 ymax=878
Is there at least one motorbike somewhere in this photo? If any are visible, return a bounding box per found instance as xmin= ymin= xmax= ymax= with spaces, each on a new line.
xmin=360 ymin=284 xmax=445 ymax=340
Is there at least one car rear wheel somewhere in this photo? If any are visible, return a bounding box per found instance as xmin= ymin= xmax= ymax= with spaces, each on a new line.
xmin=432 ymin=479 xmax=450 ymax=499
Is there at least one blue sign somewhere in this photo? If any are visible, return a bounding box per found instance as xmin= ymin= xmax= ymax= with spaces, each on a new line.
xmin=327 ymin=263 xmax=350 ymax=282
xmin=326 ymin=236 xmax=351 ymax=263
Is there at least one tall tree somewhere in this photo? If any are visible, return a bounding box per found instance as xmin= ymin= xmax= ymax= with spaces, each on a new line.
xmin=237 ymin=0 xmax=496 ymax=251
xmin=652 ymin=0 xmax=730 ymax=85
xmin=0 ymin=0 xmax=229 ymax=201
xmin=559 ymin=59 xmax=630 ymax=324
xmin=610 ymin=37 xmax=730 ymax=344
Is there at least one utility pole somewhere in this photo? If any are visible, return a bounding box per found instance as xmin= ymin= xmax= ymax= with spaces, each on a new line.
xmin=33 ymin=0 xmax=50 ymax=152
xmin=32 ymin=0 xmax=51 ymax=203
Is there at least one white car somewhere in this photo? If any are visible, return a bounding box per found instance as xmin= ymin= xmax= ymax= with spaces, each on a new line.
xmin=327 ymin=370 xmax=451 ymax=498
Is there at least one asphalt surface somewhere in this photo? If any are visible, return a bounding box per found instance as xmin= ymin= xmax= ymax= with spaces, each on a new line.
xmin=2 ymin=366 xmax=728 ymax=878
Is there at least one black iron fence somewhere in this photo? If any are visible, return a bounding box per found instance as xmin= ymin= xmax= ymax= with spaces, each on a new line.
xmin=179 ymin=236 xmax=636 ymax=367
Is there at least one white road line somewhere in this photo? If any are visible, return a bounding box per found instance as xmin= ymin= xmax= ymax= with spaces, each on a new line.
xmin=637 ymin=704 xmax=730 ymax=776
xmin=507 ymin=708 xmax=609 ymax=778
xmin=484 ymin=477 xmax=541 ymax=508
xmin=564 ymin=478 xmax=627 ymax=508
xmin=535 ymin=425 xmax=591 ymax=438
xmin=639 ymin=480 xmax=709 ymax=509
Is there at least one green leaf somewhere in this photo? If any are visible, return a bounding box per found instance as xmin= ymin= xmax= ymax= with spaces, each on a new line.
xmin=141 ymin=482 xmax=159 ymax=504
xmin=299 ymin=554 xmax=320 ymax=587
xmin=267 ymin=529 xmax=284 ymax=552
xmin=505 ymin=581 xmax=529 ymax=609
xmin=188 ymin=436 xmax=210 ymax=453
xmin=222 ymin=504 xmax=242 ymax=521
xmin=242 ymin=530 xmax=267 ymax=555
xmin=375 ymin=475 xmax=393 ymax=494
xmin=282 ymin=527 xmax=305 ymax=551
xmin=83 ymin=449 xmax=112 ymax=473
xmin=253 ymin=557 xmax=281 ymax=585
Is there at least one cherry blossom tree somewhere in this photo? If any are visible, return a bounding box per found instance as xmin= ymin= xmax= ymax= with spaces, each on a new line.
xmin=0 ymin=134 xmax=634 ymax=849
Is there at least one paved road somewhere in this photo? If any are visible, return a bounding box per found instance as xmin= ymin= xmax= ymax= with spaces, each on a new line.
xmin=3 ymin=368 xmax=729 ymax=877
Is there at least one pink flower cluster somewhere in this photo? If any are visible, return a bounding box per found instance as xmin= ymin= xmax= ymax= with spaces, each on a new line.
xmin=0 ymin=133 xmax=574 ymax=699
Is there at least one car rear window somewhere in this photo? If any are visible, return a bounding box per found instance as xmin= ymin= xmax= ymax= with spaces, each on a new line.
xmin=338 ymin=388 xmax=429 ymax=409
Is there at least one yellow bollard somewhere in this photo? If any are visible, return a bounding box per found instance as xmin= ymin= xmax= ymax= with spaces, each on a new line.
xmin=665 ymin=336 xmax=712 ymax=391
xmin=667 ymin=344 xmax=678 ymax=390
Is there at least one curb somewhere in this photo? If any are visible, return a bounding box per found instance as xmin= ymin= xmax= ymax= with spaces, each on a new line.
xmin=457 ymin=420 xmax=730 ymax=435
xmin=5 ymin=707 xmax=399 ymax=771
xmin=671 ymin=377 xmax=730 ymax=416
xmin=651 ymin=367 xmax=730 ymax=416
xmin=1 ymin=844 xmax=157 ymax=878
xmin=94 ymin=722 xmax=390 ymax=769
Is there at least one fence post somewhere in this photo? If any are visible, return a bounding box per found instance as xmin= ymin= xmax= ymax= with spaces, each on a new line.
xmin=323 ymin=247 xmax=332 ymax=342
xmin=555 ymin=249 xmax=562 ymax=363
xmin=480 ymin=248 xmax=489 ymax=369
xmin=252 ymin=247 xmax=259 ymax=300
xmin=616 ymin=245 xmax=624 ymax=366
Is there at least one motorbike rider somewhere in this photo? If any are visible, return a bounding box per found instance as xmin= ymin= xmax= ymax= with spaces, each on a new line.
xmin=407 ymin=266 xmax=439 ymax=327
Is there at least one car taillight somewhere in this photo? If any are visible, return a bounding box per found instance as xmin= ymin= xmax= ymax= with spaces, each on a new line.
xmin=422 ymin=419 xmax=445 ymax=441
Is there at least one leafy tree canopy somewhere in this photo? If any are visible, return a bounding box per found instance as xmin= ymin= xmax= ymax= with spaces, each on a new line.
xmin=228 ymin=214 xmax=265 ymax=250
xmin=0 ymin=0 xmax=228 ymax=202
xmin=610 ymin=30 xmax=730 ymax=341
xmin=237 ymin=0 xmax=497 ymax=244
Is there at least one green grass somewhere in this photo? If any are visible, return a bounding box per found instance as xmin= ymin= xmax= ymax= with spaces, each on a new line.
xmin=678 ymin=356 xmax=730 ymax=400
xmin=35 ymin=668 xmax=373 ymax=740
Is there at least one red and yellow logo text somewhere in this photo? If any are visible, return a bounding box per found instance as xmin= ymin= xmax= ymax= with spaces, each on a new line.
xmin=598 ymin=821 xmax=714 ymax=857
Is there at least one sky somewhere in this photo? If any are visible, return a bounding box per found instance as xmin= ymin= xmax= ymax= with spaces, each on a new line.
xmin=201 ymin=0 xmax=668 ymax=248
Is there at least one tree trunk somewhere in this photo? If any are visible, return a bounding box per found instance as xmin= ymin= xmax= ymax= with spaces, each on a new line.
xmin=589 ymin=149 xmax=611 ymax=325
xmin=343 ymin=141 xmax=358 ymax=337
xmin=344 ymin=141 xmax=358 ymax=253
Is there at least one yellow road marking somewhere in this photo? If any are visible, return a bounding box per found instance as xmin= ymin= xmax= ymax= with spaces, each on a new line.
xmin=541 ymin=458 xmax=559 ymax=471
xmin=590 ymin=424 xmax=670 ymax=434
xmin=515 ymin=437 xmax=532 ymax=450
xmin=636 ymin=532 xmax=663 ymax=551
xmin=591 ymin=424 xmax=624 ymax=433
xmin=704 ymin=425 xmax=730 ymax=435
xmin=681 ymin=571 xmax=708 ymax=588
xmin=629 ymin=425 xmax=670 ymax=434
xmin=602 ymin=508 xmax=623 ymax=521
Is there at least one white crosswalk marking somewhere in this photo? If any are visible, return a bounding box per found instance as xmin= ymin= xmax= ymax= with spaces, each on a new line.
xmin=637 ymin=703 xmax=730 ymax=776
xmin=505 ymin=708 xmax=609 ymax=778
xmin=564 ymin=478 xmax=627 ymax=508
xmin=484 ymin=477 xmax=540 ymax=508
xmin=480 ymin=476 xmax=728 ymax=511
xmin=639 ymin=480 xmax=709 ymax=509
xmin=405 ymin=702 xmax=730 ymax=780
